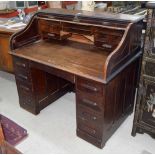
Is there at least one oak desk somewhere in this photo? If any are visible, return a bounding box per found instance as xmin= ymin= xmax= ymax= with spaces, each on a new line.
xmin=10 ymin=9 xmax=144 ymax=148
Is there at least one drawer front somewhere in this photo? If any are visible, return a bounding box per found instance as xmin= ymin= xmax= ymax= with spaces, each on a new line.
xmin=76 ymin=92 xmax=103 ymax=111
xmin=16 ymin=80 xmax=33 ymax=95
xmin=94 ymin=41 xmax=116 ymax=52
xmin=13 ymin=57 xmax=31 ymax=83
xmin=94 ymin=34 xmax=122 ymax=51
xmin=16 ymin=80 xmax=34 ymax=106
xmin=94 ymin=28 xmax=123 ymax=51
xmin=77 ymin=104 xmax=103 ymax=126
xmin=39 ymin=19 xmax=60 ymax=33
xmin=13 ymin=57 xmax=29 ymax=71
xmin=94 ymin=27 xmax=124 ymax=36
xmin=15 ymin=71 xmax=32 ymax=83
xmin=77 ymin=121 xmax=102 ymax=139
xmin=38 ymin=19 xmax=61 ymax=39
xmin=76 ymin=77 xmax=103 ymax=97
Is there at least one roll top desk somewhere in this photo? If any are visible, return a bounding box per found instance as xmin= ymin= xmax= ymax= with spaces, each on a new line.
xmin=9 ymin=9 xmax=144 ymax=148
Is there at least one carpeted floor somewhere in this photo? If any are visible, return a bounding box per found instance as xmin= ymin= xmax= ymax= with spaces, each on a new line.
xmin=0 ymin=71 xmax=155 ymax=154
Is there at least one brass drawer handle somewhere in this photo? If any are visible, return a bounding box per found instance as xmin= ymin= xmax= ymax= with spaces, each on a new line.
xmin=15 ymin=62 xmax=26 ymax=68
xmin=82 ymin=98 xmax=97 ymax=106
xmin=81 ymin=84 xmax=98 ymax=92
xmin=17 ymin=74 xmax=28 ymax=80
xmin=19 ymin=85 xmax=30 ymax=91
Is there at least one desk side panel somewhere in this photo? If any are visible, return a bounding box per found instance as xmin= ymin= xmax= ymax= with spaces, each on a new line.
xmin=103 ymin=57 xmax=140 ymax=143
xmin=10 ymin=14 xmax=41 ymax=50
xmin=104 ymin=22 xmax=143 ymax=81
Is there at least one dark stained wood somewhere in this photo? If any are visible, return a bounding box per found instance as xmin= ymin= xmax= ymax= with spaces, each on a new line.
xmin=12 ymin=40 xmax=109 ymax=83
xmin=9 ymin=8 xmax=143 ymax=148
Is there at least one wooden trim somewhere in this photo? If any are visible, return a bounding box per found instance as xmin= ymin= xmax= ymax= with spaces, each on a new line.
xmin=0 ymin=123 xmax=5 ymax=145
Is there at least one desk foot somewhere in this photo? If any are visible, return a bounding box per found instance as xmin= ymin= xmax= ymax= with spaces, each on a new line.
xmin=76 ymin=129 xmax=104 ymax=149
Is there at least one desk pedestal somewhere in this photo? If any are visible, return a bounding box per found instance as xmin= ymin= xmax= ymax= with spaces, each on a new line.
xmin=13 ymin=55 xmax=139 ymax=148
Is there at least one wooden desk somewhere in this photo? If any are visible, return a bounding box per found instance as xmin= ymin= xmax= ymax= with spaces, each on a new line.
xmin=10 ymin=9 xmax=144 ymax=148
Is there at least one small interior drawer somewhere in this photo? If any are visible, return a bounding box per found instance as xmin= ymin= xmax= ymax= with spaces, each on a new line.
xmin=39 ymin=19 xmax=61 ymax=38
xmin=94 ymin=32 xmax=121 ymax=51
xmin=94 ymin=27 xmax=124 ymax=37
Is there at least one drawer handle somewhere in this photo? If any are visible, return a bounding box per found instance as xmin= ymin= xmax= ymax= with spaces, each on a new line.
xmin=17 ymin=74 xmax=28 ymax=80
xmin=16 ymin=62 xmax=26 ymax=68
xmin=81 ymin=111 xmax=97 ymax=121
xmin=102 ymin=44 xmax=112 ymax=49
xmin=81 ymin=84 xmax=98 ymax=92
xmin=82 ymin=99 xmax=97 ymax=106
xmin=19 ymin=85 xmax=30 ymax=91
xmin=23 ymin=100 xmax=31 ymax=105
xmin=79 ymin=116 xmax=87 ymax=121
xmin=92 ymin=116 xmax=97 ymax=120
xmin=48 ymin=33 xmax=55 ymax=37
xmin=81 ymin=115 xmax=97 ymax=121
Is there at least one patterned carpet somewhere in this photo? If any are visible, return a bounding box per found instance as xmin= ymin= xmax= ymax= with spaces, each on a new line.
xmin=0 ymin=114 xmax=28 ymax=146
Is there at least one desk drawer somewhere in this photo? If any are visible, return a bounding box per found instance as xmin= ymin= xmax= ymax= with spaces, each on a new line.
xmin=16 ymin=80 xmax=33 ymax=94
xmin=94 ymin=27 xmax=124 ymax=37
xmin=13 ymin=57 xmax=31 ymax=83
xmin=76 ymin=77 xmax=103 ymax=97
xmin=39 ymin=19 xmax=60 ymax=33
xmin=77 ymin=104 xmax=102 ymax=125
xmin=39 ymin=19 xmax=61 ymax=39
xmin=15 ymin=71 xmax=32 ymax=83
xmin=76 ymin=92 xmax=103 ymax=111
xmin=13 ymin=57 xmax=29 ymax=72
xmin=94 ymin=28 xmax=123 ymax=51
xmin=94 ymin=34 xmax=121 ymax=51
xmin=77 ymin=119 xmax=102 ymax=139
xmin=16 ymin=80 xmax=34 ymax=108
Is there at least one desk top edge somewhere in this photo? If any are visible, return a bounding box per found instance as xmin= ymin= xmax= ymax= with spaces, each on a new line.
xmin=37 ymin=8 xmax=144 ymax=23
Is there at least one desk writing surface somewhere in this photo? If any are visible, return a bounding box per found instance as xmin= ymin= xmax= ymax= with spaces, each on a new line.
xmin=13 ymin=40 xmax=109 ymax=82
